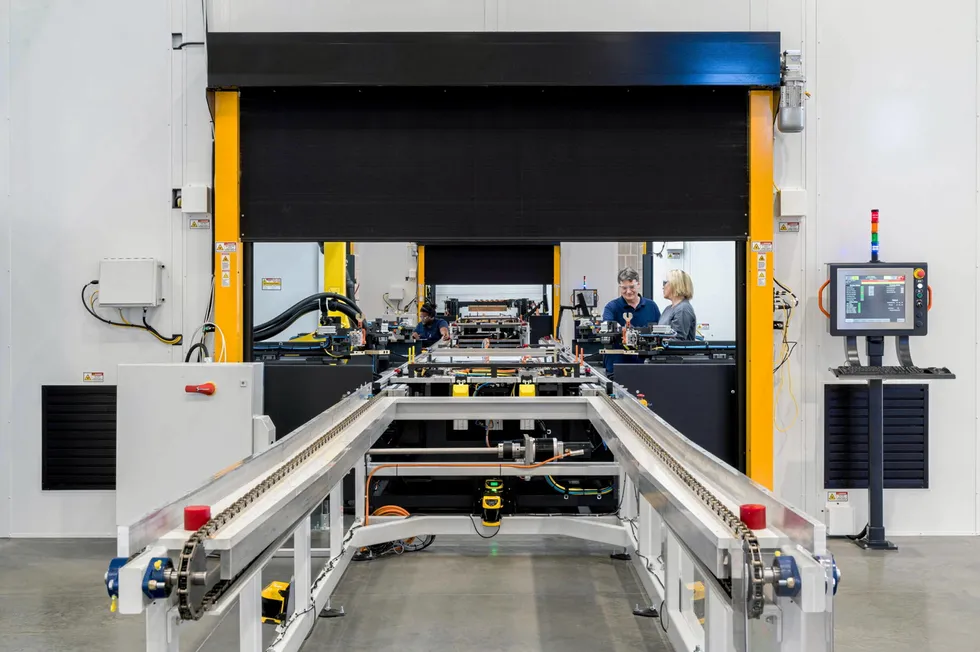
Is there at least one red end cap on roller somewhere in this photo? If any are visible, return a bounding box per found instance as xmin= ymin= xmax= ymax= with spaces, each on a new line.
xmin=740 ymin=504 xmax=767 ymax=530
xmin=184 ymin=505 xmax=212 ymax=531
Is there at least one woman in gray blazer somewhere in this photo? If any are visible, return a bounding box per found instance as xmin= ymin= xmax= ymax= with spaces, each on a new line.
xmin=659 ymin=269 xmax=697 ymax=340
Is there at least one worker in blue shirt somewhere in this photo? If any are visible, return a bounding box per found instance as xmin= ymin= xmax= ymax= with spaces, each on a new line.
xmin=412 ymin=303 xmax=451 ymax=347
xmin=602 ymin=267 xmax=661 ymax=378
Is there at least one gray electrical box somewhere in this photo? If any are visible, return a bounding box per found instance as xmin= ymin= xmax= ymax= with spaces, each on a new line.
xmin=98 ymin=258 xmax=163 ymax=308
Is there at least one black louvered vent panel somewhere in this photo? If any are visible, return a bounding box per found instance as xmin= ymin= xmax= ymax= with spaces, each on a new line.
xmin=41 ymin=385 xmax=116 ymax=490
xmin=824 ymin=384 xmax=928 ymax=489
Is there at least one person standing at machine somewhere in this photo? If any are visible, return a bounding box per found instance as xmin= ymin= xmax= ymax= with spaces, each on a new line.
xmin=412 ymin=303 xmax=451 ymax=347
xmin=602 ymin=267 xmax=661 ymax=377
xmin=660 ymin=269 xmax=697 ymax=340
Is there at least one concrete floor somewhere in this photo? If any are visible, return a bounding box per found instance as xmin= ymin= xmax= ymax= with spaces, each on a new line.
xmin=1 ymin=535 xmax=978 ymax=651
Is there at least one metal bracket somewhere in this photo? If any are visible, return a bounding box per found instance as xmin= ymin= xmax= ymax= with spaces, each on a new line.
xmin=895 ymin=336 xmax=915 ymax=367
xmin=843 ymin=336 xmax=861 ymax=366
xmin=632 ymin=604 xmax=660 ymax=618
xmin=319 ymin=605 xmax=346 ymax=619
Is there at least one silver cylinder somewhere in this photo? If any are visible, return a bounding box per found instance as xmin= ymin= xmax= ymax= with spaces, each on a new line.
xmin=368 ymin=447 xmax=501 ymax=455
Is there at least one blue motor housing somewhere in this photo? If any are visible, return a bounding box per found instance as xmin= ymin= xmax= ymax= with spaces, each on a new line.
xmin=773 ymin=554 xmax=802 ymax=598
xmin=105 ymin=557 xmax=127 ymax=600
xmin=142 ymin=557 xmax=174 ymax=600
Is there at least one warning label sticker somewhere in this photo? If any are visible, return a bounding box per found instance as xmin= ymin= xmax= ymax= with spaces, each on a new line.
xmin=220 ymin=254 xmax=231 ymax=271
xmin=778 ymin=220 xmax=800 ymax=233
xmin=827 ymin=491 xmax=849 ymax=503
xmin=261 ymin=277 xmax=282 ymax=291
xmin=189 ymin=218 xmax=211 ymax=230
xmin=751 ymin=241 xmax=774 ymax=253
xmin=215 ymin=242 xmax=237 ymax=253
xmin=82 ymin=372 xmax=105 ymax=383
xmin=221 ymin=271 xmax=231 ymax=288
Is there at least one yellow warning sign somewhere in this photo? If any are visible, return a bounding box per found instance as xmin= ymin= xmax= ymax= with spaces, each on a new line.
xmin=261 ymin=277 xmax=282 ymax=291
xmin=82 ymin=372 xmax=105 ymax=383
xmin=751 ymin=240 xmax=773 ymax=253
xmin=215 ymin=241 xmax=237 ymax=253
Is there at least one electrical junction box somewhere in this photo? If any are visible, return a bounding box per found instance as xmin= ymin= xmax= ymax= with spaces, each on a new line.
xmin=778 ymin=188 xmax=807 ymax=217
xmin=665 ymin=242 xmax=685 ymax=252
xmin=180 ymin=184 xmax=211 ymax=214
xmin=388 ymin=285 xmax=405 ymax=302
xmin=98 ymin=258 xmax=163 ymax=308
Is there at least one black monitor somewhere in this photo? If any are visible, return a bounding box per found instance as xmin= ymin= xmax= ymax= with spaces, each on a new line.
xmin=573 ymin=289 xmax=599 ymax=309
xmin=828 ymin=263 xmax=928 ymax=337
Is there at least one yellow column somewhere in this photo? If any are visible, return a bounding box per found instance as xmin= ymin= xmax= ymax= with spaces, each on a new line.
xmin=416 ymin=245 xmax=425 ymax=315
xmin=213 ymin=91 xmax=242 ymax=362
xmin=747 ymin=90 xmax=775 ymax=489
xmin=322 ymin=242 xmax=350 ymax=326
xmin=553 ymin=245 xmax=561 ymax=334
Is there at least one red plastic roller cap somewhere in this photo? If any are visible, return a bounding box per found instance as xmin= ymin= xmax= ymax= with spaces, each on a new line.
xmin=740 ymin=504 xmax=767 ymax=530
xmin=184 ymin=505 xmax=212 ymax=531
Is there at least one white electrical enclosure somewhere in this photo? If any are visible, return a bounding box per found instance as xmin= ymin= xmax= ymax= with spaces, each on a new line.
xmin=115 ymin=363 xmax=270 ymax=555
xmin=98 ymin=258 xmax=163 ymax=308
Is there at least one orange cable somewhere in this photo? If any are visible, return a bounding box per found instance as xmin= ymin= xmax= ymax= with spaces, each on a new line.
xmin=364 ymin=453 xmax=572 ymax=524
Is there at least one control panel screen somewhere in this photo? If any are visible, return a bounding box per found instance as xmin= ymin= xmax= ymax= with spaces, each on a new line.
xmin=574 ymin=289 xmax=599 ymax=308
xmin=841 ymin=274 xmax=906 ymax=323
xmin=830 ymin=264 xmax=926 ymax=336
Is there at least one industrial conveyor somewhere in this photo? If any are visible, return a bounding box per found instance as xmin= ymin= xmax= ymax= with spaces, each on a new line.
xmin=106 ymin=346 xmax=838 ymax=652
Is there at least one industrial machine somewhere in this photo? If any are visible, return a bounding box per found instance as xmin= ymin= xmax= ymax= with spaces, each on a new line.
xmin=819 ymin=210 xmax=953 ymax=548
xmin=106 ymin=349 xmax=838 ymax=652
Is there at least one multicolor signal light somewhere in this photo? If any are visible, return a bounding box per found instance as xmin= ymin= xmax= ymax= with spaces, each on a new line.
xmin=870 ymin=209 xmax=879 ymax=262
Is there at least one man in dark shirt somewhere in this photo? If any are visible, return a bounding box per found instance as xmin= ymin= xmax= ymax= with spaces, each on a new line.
xmin=412 ymin=303 xmax=451 ymax=347
xmin=602 ymin=267 xmax=661 ymax=378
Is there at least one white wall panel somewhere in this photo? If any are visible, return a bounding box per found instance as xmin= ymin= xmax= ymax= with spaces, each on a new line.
xmin=353 ymin=242 xmax=417 ymax=320
xmin=208 ymin=0 xmax=487 ymax=32
xmin=498 ymin=0 xmax=749 ymax=31
xmin=8 ymin=0 xmax=176 ymax=536
xmin=809 ymin=0 xmax=978 ymax=534
xmin=0 ymin=0 xmax=12 ymax=537
xmin=252 ymin=243 xmax=319 ymax=338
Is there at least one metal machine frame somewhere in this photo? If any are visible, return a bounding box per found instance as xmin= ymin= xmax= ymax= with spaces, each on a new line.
xmin=209 ymin=32 xmax=778 ymax=487
xmin=109 ymin=351 xmax=837 ymax=652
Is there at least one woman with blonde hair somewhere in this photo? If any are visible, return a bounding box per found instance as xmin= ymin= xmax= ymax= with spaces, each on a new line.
xmin=660 ymin=269 xmax=697 ymax=340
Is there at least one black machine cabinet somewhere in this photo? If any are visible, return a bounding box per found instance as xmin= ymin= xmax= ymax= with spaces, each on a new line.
xmin=263 ymin=363 xmax=374 ymax=440
xmin=614 ymin=362 xmax=739 ymax=470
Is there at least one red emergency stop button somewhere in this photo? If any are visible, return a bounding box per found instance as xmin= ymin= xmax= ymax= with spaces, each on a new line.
xmin=185 ymin=382 xmax=216 ymax=396
xmin=914 ymin=268 xmax=925 ymax=279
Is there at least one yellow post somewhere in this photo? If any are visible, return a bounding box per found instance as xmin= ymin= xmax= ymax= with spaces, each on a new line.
xmin=416 ymin=245 xmax=426 ymax=316
xmin=747 ymin=90 xmax=775 ymax=489
xmin=213 ymin=91 xmax=242 ymax=362
xmin=553 ymin=245 xmax=561 ymax=335
xmin=322 ymin=242 xmax=350 ymax=326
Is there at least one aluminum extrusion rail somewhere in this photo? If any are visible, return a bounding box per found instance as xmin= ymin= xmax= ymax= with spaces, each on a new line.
xmin=599 ymin=394 xmax=766 ymax=618
xmin=174 ymin=393 xmax=383 ymax=620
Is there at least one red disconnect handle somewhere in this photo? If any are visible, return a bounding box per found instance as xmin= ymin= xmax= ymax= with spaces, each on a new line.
xmin=184 ymin=505 xmax=212 ymax=531
xmin=740 ymin=504 xmax=767 ymax=530
xmin=185 ymin=382 xmax=216 ymax=396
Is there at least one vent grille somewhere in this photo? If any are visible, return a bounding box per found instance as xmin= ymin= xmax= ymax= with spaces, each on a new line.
xmin=824 ymin=384 xmax=928 ymax=489
xmin=41 ymin=385 xmax=116 ymax=490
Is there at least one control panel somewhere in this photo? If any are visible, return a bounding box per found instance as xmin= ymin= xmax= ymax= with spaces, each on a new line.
xmin=828 ymin=262 xmax=928 ymax=337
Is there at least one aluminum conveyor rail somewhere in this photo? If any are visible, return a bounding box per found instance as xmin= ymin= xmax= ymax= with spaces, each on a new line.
xmin=108 ymin=356 xmax=837 ymax=652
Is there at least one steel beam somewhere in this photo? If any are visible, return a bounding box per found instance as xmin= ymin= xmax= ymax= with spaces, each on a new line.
xmin=393 ymin=396 xmax=589 ymax=421
xmin=367 ymin=462 xmax=619 ymax=477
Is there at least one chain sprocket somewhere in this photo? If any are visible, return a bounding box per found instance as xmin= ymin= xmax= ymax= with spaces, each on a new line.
xmin=176 ymin=395 xmax=380 ymax=620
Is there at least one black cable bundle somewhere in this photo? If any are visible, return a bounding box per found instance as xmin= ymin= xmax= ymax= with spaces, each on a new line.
xmin=253 ymin=292 xmax=364 ymax=341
